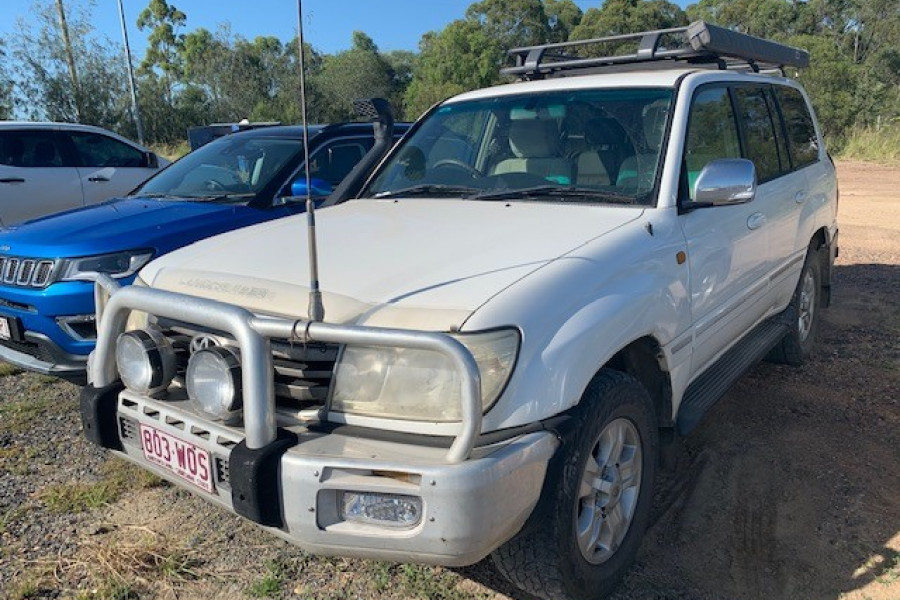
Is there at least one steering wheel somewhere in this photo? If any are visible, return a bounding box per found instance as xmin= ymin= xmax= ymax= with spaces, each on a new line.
xmin=204 ymin=179 xmax=228 ymax=192
xmin=431 ymin=158 xmax=481 ymax=180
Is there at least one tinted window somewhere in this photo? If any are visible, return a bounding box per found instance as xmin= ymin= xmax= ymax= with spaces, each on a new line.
xmin=0 ymin=130 xmax=71 ymax=168
xmin=776 ymin=86 xmax=819 ymax=168
xmin=304 ymin=140 xmax=370 ymax=186
xmin=70 ymin=132 xmax=146 ymax=167
xmin=734 ymin=86 xmax=784 ymax=182
xmin=684 ymin=86 xmax=741 ymax=200
xmin=366 ymin=88 xmax=674 ymax=206
xmin=135 ymin=135 xmax=302 ymax=201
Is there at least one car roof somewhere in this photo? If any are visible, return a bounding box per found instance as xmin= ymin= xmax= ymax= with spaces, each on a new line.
xmin=229 ymin=122 xmax=412 ymax=141
xmin=0 ymin=121 xmax=152 ymax=151
xmin=446 ymin=68 xmax=801 ymax=104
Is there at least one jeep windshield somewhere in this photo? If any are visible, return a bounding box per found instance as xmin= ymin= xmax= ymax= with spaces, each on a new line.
xmin=365 ymin=88 xmax=673 ymax=206
xmin=134 ymin=135 xmax=303 ymax=203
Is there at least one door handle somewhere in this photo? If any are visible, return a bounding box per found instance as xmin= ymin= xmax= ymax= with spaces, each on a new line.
xmin=747 ymin=212 xmax=766 ymax=230
xmin=0 ymin=178 xmax=25 ymax=183
xmin=88 ymin=176 xmax=110 ymax=182
xmin=794 ymin=191 xmax=807 ymax=204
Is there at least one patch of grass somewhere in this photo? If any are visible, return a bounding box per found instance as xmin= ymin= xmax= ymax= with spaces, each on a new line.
xmin=838 ymin=124 xmax=900 ymax=165
xmin=37 ymin=458 xmax=163 ymax=513
xmin=6 ymin=577 xmax=39 ymax=600
xmin=0 ymin=395 xmax=57 ymax=433
xmin=0 ymin=362 xmax=21 ymax=377
xmin=38 ymin=480 xmax=120 ymax=513
xmin=73 ymin=581 xmax=139 ymax=600
xmin=396 ymin=564 xmax=475 ymax=599
xmin=878 ymin=549 xmax=900 ymax=585
xmin=248 ymin=559 xmax=286 ymax=598
xmin=150 ymin=140 xmax=190 ymax=162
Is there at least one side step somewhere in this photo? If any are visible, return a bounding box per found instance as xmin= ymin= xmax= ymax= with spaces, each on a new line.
xmin=676 ymin=315 xmax=790 ymax=435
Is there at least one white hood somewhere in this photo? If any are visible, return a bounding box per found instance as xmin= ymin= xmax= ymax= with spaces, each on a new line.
xmin=142 ymin=199 xmax=643 ymax=330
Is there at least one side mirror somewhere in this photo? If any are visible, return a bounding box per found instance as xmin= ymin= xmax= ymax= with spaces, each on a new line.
xmin=290 ymin=177 xmax=333 ymax=198
xmin=690 ymin=158 xmax=756 ymax=208
xmin=144 ymin=151 xmax=160 ymax=169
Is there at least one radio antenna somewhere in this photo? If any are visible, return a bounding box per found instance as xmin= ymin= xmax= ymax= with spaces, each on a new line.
xmin=297 ymin=0 xmax=324 ymax=322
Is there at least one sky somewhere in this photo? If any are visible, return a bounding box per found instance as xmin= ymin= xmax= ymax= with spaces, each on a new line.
xmin=0 ymin=0 xmax=689 ymax=57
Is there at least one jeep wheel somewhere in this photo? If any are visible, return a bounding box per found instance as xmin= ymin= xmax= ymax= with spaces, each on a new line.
xmin=770 ymin=245 xmax=823 ymax=366
xmin=492 ymin=369 xmax=657 ymax=600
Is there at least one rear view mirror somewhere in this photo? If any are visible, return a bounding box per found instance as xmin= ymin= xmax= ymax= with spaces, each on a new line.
xmin=691 ymin=158 xmax=757 ymax=207
xmin=290 ymin=177 xmax=333 ymax=198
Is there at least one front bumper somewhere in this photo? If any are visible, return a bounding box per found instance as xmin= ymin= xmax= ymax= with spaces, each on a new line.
xmin=0 ymin=280 xmax=99 ymax=378
xmin=0 ymin=330 xmax=88 ymax=380
xmin=81 ymin=384 xmax=558 ymax=566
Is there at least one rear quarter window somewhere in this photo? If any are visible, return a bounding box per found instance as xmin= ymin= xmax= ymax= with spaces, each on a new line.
xmin=775 ymin=86 xmax=819 ymax=169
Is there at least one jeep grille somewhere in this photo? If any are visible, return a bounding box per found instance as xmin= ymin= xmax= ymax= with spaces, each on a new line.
xmin=0 ymin=256 xmax=57 ymax=287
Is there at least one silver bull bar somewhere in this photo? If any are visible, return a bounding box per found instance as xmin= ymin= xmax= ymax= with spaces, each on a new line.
xmin=90 ymin=279 xmax=483 ymax=464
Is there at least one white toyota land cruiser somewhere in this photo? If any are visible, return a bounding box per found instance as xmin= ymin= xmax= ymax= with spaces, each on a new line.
xmin=81 ymin=22 xmax=838 ymax=600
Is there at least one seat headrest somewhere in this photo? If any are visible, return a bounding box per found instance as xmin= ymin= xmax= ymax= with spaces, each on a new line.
xmin=508 ymin=120 xmax=561 ymax=159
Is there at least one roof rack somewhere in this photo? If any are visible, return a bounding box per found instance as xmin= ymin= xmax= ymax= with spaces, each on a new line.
xmin=502 ymin=20 xmax=810 ymax=79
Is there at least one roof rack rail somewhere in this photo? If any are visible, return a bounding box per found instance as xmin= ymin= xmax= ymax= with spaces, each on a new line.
xmin=502 ymin=20 xmax=809 ymax=79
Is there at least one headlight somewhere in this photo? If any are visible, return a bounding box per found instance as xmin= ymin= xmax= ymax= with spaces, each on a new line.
xmin=186 ymin=346 xmax=242 ymax=422
xmin=116 ymin=329 xmax=176 ymax=396
xmin=61 ymin=250 xmax=153 ymax=281
xmin=330 ymin=328 xmax=519 ymax=422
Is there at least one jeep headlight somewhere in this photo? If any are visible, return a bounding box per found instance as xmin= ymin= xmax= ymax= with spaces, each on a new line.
xmin=61 ymin=250 xmax=153 ymax=281
xmin=330 ymin=329 xmax=519 ymax=422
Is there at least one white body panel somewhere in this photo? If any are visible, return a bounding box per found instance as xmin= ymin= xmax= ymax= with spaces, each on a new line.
xmin=0 ymin=163 xmax=84 ymax=226
xmin=77 ymin=165 xmax=159 ymax=206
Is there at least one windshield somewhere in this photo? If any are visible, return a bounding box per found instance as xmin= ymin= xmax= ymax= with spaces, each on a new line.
xmin=365 ymin=88 xmax=673 ymax=205
xmin=135 ymin=135 xmax=303 ymax=201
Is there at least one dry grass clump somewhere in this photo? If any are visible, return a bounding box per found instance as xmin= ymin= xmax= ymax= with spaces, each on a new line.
xmin=839 ymin=124 xmax=900 ymax=165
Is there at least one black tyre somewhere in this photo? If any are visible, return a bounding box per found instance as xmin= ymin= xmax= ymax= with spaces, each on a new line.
xmin=769 ymin=245 xmax=823 ymax=366
xmin=492 ymin=369 xmax=658 ymax=600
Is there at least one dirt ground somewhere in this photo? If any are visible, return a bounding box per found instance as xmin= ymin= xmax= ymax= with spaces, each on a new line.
xmin=0 ymin=160 xmax=898 ymax=600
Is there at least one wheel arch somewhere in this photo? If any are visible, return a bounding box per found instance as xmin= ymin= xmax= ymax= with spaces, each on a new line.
xmin=599 ymin=336 xmax=674 ymax=429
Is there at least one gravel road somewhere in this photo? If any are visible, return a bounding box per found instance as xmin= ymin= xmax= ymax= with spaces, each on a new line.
xmin=1 ymin=160 xmax=898 ymax=600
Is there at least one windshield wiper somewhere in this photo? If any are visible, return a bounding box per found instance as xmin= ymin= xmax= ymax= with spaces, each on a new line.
xmin=470 ymin=186 xmax=636 ymax=204
xmin=372 ymin=184 xmax=481 ymax=199
xmin=189 ymin=192 xmax=255 ymax=202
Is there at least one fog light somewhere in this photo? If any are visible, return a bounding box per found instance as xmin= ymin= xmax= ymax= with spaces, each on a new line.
xmin=186 ymin=346 xmax=242 ymax=422
xmin=116 ymin=329 xmax=175 ymax=396
xmin=340 ymin=492 xmax=422 ymax=528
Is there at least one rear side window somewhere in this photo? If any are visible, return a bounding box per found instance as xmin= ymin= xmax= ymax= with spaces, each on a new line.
xmin=70 ymin=132 xmax=146 ymax=168
xmin=306 ymin=140 xmax=371 ymax=186
xmin=733 ymin=85 xmax=785 ymax=182
xmin=775 ymin=86 xmax=819 ymax=169
xmin=0 ymin=130 xmax=72 ymax=168
xmin=683 ymin=86 xmax=742 ymax=199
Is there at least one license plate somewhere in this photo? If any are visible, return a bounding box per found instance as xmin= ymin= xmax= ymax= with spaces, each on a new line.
xmin=0 ymin=317 xmax=10 ymax=341
xmin=139 ymin=424 xmax=214 ymax=493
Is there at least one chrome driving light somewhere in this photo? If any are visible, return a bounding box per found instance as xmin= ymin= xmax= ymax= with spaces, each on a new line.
xmin=341 ymin=492 xmax=422 ymax=528
xmin=331 ymin=328 xmax=520 ymax=421
xmin=186 ymin=346 xmax=242 ymax=422
xmin=115 ymin=329 xmax=176 ymax=396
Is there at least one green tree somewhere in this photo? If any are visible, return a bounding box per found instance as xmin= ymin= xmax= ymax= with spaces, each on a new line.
xmin=11 ymin=0 xmax=130 ymax=130
xmin=405 ymin=0 xmax=577 ymax=117
xmin=137 ymin=0 xmax=186 ymax=101
xmin=315 ymin=32 xmax=395 ymax=122
xmin=570 ymin=0 xmax=687 ymax=40
xmin=0 ymin=38 xmax=13 ymax=119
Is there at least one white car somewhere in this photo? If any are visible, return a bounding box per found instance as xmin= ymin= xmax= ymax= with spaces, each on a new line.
xmin=0 ymin=122 xmax=168 ymax=226
xmin=80 ymin=23 xmax=837 ymax=600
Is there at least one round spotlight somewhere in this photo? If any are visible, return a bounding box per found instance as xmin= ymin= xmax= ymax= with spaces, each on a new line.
xmin=186 ymin=346 xmax=242 ymax=422
xmin=115 ymin=329 xmax=176 ymax=396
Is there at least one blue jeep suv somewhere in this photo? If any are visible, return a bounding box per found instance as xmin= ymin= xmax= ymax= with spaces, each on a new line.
xmin=0 ymin=121 xmax=407 ymax=380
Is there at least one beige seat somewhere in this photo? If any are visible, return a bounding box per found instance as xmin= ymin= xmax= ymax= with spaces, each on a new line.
xmin=492 ymin=120 xmax=571 ymax=182
xmin=575 ymin=118 xmax=629 ymax=186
